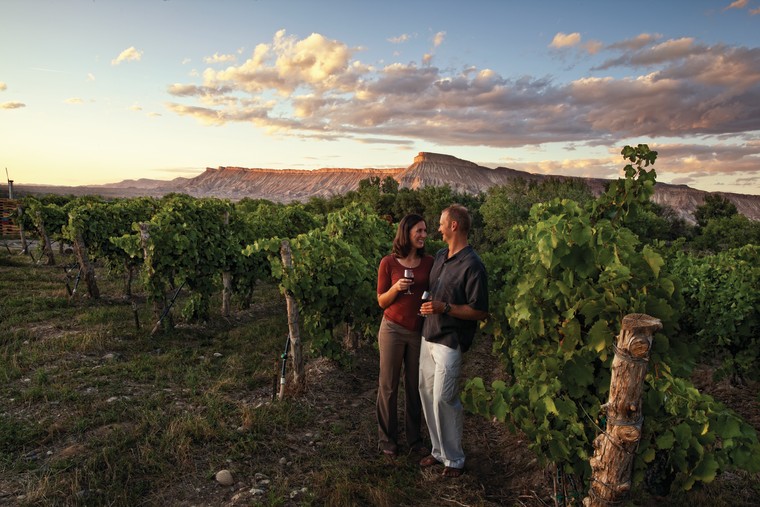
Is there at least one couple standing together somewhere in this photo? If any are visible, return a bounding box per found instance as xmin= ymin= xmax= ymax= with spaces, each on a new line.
xmin=376 ymin=204 xmax=489 ymax=478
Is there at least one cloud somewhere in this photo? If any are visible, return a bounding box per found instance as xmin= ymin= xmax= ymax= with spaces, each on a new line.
xmin=204 ymin=52 xmax=237 ymax=64
xmin=111 ymin=46 xmax=143 ymax=65
xmin=1 ymin=101 xmax=25 ymax=109
xmin=388 ymin=34 xmax=410 ymax=44
xmin=593 ymin=37 xmax=704 ymax=70
xmin=607 ymin=33 xmax=663 ymax=51
xmin=550 ymin=32 xmax=581 ymax=49
xmin=199 ymin=30 xmax=357 ymax=96
xmin=64 ymin=97 xmax=84 ymax=104
xmin=724 ymin=0 xmax=748 ymax=10
xmin=0 ymin=82 xmax=6 ymax=91
xmin=130 ymin=104 xmax=143 ymax=112
xmin=432 ymin=31 xmax=446 ymax=48
xmin=649 ymin=141 xmax=760 ymax=174
xmin=87 ymin=73 xmax=95 ymax=82
xmin=166 ymin=30 xmax=760 ymax=160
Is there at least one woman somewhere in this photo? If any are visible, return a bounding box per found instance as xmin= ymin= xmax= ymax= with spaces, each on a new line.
xmin=376 ymin=214 xmax=434 ymax=457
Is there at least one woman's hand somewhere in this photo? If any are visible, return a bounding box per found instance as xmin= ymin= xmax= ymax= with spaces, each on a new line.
xmin=394 ymin=277 xmax=412 ymax=293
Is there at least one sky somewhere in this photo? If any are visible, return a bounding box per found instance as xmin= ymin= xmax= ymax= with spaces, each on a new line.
xmin=1 ymin=0 xmax=760 ymax=195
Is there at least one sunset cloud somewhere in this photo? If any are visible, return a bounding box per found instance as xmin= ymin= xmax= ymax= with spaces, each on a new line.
xmin=1 ymin=101 xmax=25 ymax=109
xmin=111 ymin=46 xmax=143 ymax=65
xmin=388 ymin=34 xmax=410 ymax=44
xmin=607 ymin=33 xmax=663 ymax=51
xmin=167 ymin=30 xmax=760 ymax=171
xmin=204 ymin=52 xmax=237 ymax=64
xmin=0 ymin=82 xmax=6 ymax=91
xmin=432 ymin=31 xmax=446 ymax=48
xmin=64 ymin=97 xmax=84 ymax=104
xmin=724 ymin=0 xmax=748 ymax=10
xmin=550 ymin=32 xmax=581 ymax=49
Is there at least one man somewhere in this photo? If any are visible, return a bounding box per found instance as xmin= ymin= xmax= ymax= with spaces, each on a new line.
xmin=418 ymin=204 xmax=488 ymax=478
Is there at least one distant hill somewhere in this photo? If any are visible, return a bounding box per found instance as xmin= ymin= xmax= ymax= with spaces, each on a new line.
xmin=11 ymin=152 xmax=760 ymax=224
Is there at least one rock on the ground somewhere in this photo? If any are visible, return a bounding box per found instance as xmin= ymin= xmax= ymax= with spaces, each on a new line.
xmin=215 ymin=469 xmax=234 ymax=486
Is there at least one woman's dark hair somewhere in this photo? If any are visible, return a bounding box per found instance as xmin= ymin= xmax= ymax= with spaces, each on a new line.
xmin=392 ymin=214 xmax=425 ymax=258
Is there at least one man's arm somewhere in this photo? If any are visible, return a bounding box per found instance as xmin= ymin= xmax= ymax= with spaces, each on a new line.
xmin=423 ymin=300 xmax=488 ymax=321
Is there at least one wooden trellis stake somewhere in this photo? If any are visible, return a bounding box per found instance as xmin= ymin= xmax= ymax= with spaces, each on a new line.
xmin=584 ymin=313 xmax=662 ymax=507
xmin=279 ymin=240 xmax=304 ymax=396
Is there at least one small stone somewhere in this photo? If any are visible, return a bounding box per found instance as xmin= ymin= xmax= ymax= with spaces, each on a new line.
xmin=254 ymin=473 xmax=269 ymax=481
xmin=102 ymin=353 xmax=115 ymax=361
xmin=279 ymin=457 xmax=287 ymax=465
xmin=213 ymin=352 xmax=223 ymax=358
xmin=215 ymin=469 xmax=234 ymax=486
xmin=257 ymin=479 xmax=270 ymax=486
xmin=250 ymin=488 xmax=265 ymax=496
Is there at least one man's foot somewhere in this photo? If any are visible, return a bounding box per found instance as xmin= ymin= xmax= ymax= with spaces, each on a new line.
xmin=442 ymin=466 xmax=463 ymax=478
xmin=419 ymin=454 xmax=441 ymax=467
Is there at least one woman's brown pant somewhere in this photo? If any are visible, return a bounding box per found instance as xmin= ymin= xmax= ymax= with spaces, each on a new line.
xmin=376 ymin=317 xmax=424 ymax=453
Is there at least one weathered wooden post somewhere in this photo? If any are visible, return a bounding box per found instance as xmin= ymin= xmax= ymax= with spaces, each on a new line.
xmin=221 ymin=211 xmax=232 ymax=318
xmin=17 ymin=204 xmax=29 ymax=255
xmin=279 ymin=240 xmax=304 ymax=396
xmin=584 ymin=313 xmax=662 ymax=507
xmin=139 ymin=222 xmax=171 ymax=332
xmin=35 ymin=211 xmax=56 ymax=265
xmin=71 ymin=232 xmax=100 ymax=299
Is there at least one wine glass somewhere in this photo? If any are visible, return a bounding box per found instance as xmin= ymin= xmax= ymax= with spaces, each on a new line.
xmin=403 ymin=269 xmax=414 ymax=294
xmin=419 ymin=290 xmax=431 ymax=317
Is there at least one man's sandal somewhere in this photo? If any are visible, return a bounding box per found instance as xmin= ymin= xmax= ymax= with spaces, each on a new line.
xmin=442 ymin=466 xmax=463 ymax=478
xmin=419 ymin=454 xmax=441 ymax=467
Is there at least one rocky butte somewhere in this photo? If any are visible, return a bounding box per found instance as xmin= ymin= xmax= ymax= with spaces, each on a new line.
xmin=12 ymin=152 xmax=760 ymax=224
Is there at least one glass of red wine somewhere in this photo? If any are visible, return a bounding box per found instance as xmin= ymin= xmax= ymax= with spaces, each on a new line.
xmin=403 ymin=269 xmax=414 ymax=294
xmin=419 ymin=290 xmax=431 ymax=316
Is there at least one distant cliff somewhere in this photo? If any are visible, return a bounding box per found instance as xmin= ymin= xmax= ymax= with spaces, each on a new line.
xmin=13 ymin=152 xmax=760 ymax=223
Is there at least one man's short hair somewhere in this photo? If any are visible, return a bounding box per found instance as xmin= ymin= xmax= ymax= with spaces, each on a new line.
xmin=443 ymin=204 xmax=471 ymax=235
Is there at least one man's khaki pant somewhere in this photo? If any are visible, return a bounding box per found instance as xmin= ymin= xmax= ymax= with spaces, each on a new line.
xmin=419 ymin=337 xmax=464 ymax=469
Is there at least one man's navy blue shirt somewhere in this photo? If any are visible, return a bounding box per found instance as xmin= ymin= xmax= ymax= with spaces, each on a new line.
xmin=422 ymin=245 xmax=488 ymax=352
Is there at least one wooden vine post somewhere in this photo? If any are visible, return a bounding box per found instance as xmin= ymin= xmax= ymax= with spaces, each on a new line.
xmin=584 ymin=313 xmax=662 ymax=507
xmin=17 ymin=205 xmax=29 ymax=255
xmin=279 ymin=240 xmax=304 ymax=396
xmin=221 ymin=211 xmax=232 ymax=317
xmin=72 ymin=232 xmax=100 ymax=299
xmin=139 ymin=223 xmax=170 ymax=330
xmin=35 ymin=211 xmax=56 ymax=265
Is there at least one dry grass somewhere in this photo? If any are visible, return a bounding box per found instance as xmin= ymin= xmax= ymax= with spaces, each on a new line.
xmin=1 ymin=245 xmax=758 ymax=506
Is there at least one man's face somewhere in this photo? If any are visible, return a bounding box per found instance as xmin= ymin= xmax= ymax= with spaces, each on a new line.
xmin=438 ymin=211 xmax=453 ymax=244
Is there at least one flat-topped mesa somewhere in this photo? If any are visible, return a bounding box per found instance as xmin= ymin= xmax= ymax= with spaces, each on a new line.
xmin=204 ymin=166 xmax=402 ymax=176
xmin=412 ymin=152 xmax=480 ymax=168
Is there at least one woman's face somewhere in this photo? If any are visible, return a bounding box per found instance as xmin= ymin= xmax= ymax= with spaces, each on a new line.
xmin=409 ymin=220 xmax=427 ymax=250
